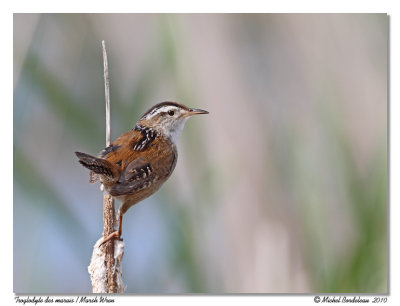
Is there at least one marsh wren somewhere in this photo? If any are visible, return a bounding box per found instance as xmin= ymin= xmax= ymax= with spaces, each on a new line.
xmin=75 ymin=101 xmax=208 ymax=245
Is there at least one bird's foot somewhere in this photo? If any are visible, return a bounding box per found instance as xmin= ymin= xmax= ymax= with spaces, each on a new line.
xmin=99 ymin=231 xmax=123 ymax=247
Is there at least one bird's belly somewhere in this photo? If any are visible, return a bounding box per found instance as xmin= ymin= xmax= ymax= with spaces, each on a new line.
xmin=116 ymin=180 xmax=163 ymax=202
xmin=109 ymin=178 xmax=166 ymax=214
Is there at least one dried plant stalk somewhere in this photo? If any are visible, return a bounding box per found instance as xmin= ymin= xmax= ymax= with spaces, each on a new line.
xmin=88 ymin=41 xmax=125 ymax=293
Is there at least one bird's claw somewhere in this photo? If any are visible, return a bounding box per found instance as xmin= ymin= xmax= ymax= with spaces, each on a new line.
xmin=99 ymin=231 xmax=122 ymax=248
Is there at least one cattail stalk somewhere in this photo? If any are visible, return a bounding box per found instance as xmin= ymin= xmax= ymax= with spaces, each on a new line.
xmin=88 ymin=41 xmax=125 ymax=293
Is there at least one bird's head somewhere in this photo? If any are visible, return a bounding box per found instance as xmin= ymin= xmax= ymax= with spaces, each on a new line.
xmin=137 ymin=101 xmax=208 ymax=143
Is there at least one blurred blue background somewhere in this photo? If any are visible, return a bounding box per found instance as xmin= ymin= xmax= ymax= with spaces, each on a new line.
xmin=13 ymin=13 xmax=387 ymax=293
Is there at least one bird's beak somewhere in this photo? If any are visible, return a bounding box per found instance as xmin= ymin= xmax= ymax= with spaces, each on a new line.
xmin=187 ymin=108 xmax=209 ymax=116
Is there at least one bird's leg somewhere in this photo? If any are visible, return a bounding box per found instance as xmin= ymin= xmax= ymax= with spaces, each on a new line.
xmin=100 ymin=211 xmax=123 ymax=247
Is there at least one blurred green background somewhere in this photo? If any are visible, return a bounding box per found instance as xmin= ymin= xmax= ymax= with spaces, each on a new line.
xmin=13 ymin=13 xmax=387 ymax=294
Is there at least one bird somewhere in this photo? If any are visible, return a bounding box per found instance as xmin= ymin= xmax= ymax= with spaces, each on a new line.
xmin=75 ymin=101 xmax=208 ymax=245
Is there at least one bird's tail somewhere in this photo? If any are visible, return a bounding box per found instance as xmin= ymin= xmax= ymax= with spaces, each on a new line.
xmin=75 ymin=152 xmax=119 ymax=183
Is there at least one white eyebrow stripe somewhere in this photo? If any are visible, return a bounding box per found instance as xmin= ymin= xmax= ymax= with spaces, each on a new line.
xmin=144 ymin=105 xmax=178 ymax=119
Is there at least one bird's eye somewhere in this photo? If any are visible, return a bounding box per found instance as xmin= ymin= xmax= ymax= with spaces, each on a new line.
xmin=168 ymin=110 xmax=175 ymax=116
